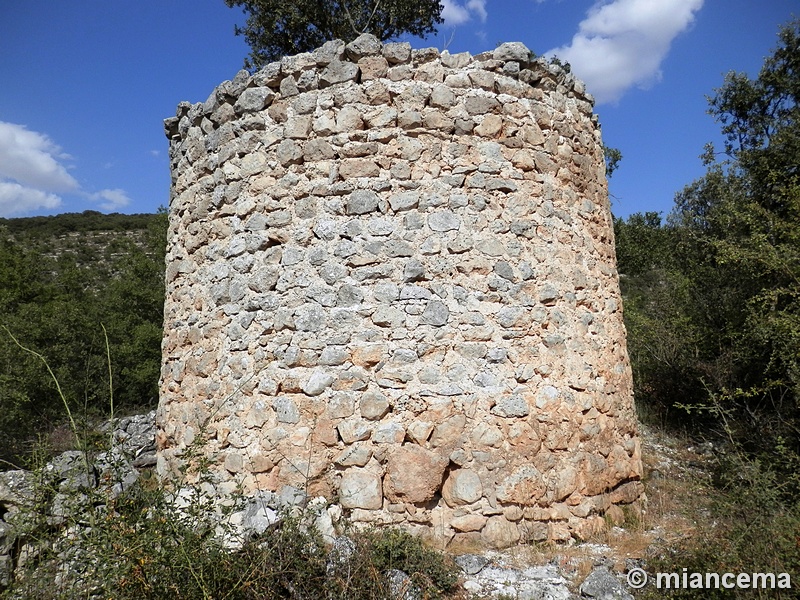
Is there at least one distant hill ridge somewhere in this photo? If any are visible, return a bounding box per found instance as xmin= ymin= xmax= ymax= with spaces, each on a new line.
xmin=0 ymin=210 xmax=160 ymax=239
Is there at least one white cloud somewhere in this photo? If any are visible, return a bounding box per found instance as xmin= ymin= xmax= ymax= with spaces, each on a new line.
xmin=90 ymin=188 xmax=131 ymax=212
xmin=442 ymin=0 xmax=487 ymax=25
xmin=0 ymin=121 xmax=132 ymax=217
xmin=0 ymin=122 xmax=79 ymax=192
xmin=548 ymin=0 xmax=704 ymax=104
xmin=0 ymin=181 xmax=61 ymax=217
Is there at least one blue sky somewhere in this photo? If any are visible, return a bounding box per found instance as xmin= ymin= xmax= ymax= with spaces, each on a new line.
xmin=0 ymin=0 xmax=797 ymax=219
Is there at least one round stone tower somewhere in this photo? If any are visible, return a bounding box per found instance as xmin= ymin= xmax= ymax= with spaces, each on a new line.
xmin=158 ymin=35 xmax=642 ymax=549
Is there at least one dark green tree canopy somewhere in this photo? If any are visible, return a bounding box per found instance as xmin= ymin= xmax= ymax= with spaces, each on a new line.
xmin=616 ymin=19 xmax=800 ymax=484
xmin=225 ymin=0 xmax=444 ymax=69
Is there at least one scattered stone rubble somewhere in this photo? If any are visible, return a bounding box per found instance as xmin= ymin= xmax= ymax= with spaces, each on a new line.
xmin=0 ymin=412 xmax=157 ymax=589
xmin=158 ymin=34 xmax=643 ymax=549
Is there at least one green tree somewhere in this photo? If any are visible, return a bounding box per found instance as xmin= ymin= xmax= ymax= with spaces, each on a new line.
xmin=0 ymin=210 xmax=168 ymax=465
xmin=620 ymin=19 xmax=800 ymax=479
xmin=602 ymin=144 xmax=622 ymax=178
xmin=224 ymin=0 xmax=444 ymax=69
xmin=672 ymin=19 xmax=800 ymax=402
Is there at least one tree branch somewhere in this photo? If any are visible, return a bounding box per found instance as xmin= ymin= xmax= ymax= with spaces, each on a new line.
xmin=340 ymin=1 xmax=360 ymax=37
xmin=364 ymin=0 xmax=383 ymax=33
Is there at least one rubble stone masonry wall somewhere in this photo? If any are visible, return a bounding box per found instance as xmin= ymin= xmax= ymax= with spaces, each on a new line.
xmin=158 ymin=35 xmax=643 ymax=549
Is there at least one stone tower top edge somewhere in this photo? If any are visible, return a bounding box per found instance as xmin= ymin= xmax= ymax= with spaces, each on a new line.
xmin=163 ymin=36 xmax=595 ymax=140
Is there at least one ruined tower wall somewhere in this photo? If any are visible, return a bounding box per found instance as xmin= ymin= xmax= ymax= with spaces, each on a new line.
xmin=158 ymin=36 xmax=642 ymax=549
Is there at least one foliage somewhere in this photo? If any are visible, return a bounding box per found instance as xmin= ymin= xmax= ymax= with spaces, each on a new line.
xmin=547 ymin=55 xmax=570 ymax=72
xmin=345 ymin=526 xmax=459 ymax=596
xmin=617 ymin=18 xmax=800 ymax=473
xmin=0 ymin=210 xmax=167 ymax=466
xmin=614 ymin=30 xmax=800 ymax=595
xmin=614 ymin=213 xmax=708 ymax=425
xmin=603 ymin=145 xmax=622 ymax=178
xmin=224 ymin=0 xmax=444 ymax=69
xmin=0 ymin=211 xmax=157 ymax=239
xmin=4 ymin=454 xmax=458 ymax=599
xmin=613 ymin=31 xmax=800 ymax=593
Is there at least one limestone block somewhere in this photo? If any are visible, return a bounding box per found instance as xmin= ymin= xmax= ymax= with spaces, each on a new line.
xmin=440 ymin=50 xmax=471 ymax=69
xmin=481 ymin=516 xmax=520 ymax=549
xmin=279 ymin=75 xmax=299 ymax=97
xmin=493 ymin=42 xmax=533 ymax=63
xmin=364 ymin=106 xmax=397 ymax=128
xmin=335 ymin=442 xmax=373 ymax=467
xmin=234 ymin=87 xmax=274 ymax=114
xmin=335 ymin=106 xmax=364 ymax=133
xmin=272 ymin=396 xmax=300 ymax=424
xmin=339 ymin=467 xmax=383 ymax=509
xmin=406 ymin=420 xmax=434 ymax=444
xmin=427 ymin=210 xmax=460 ymax=232
xmin=312 ymin=39 xmax=346 ymax=66
xmin=372 ymin=421 xmax=405 ymax=444
xmin=423 ymin=110 xmax=454 ymax=132
xmin=337 ymin=418 xmax=373 ymax=444
xmin=285 ymin=115 xmax=312 ymax=139
xmin=313 ymin=112 xmax=337 ymax=135
xmin=252 ymin=61 xmax=282 ymax=87
xmin=340 ymin=159 xmax=380 ymax=179
xmin=430 ymin=414 xmax=466 ymax=448
xmin=474 ymin=115 xmax=503 ymax=138
xmin=388 ymin=64 xmax=413 ymax=81
xmin=224 ymin=452 xmax=245 ymax=473
xmin=302 ymin=369 xmax=335 ymax=396
xmin=250 ymin=454 xmax=275 ymax=473
xmin=320 ymin=60 xmax=360 ymax=87
xmin=430 ymin=84 xmax=456 ymax=109
xmin=451 ymin=514 xmax=487 ymax=532
xmin=442 ymin=469 xmax=483 ymax=506
xmin=465 ymin=95 xmax=500 ymax=115
xmin=519 ymin=520 xmax=549 ymax=543
xmin=345 ymin=33 xmax=382 ymax=60
xmin=365 ymin=80 xmax=391 ymax=104
xmin=276 ymin=139 xmax=303 ymax=166
xmin=419 ymin=300 xmax=449 ymax=327
xmin=395 ymin=110 xmax=422 ymax=131
xmin=609 ymin=480 xmax=644 ymax=505
xmin=351 ymin=344 xmax=386 ymax=367
xmin=360 ymin=391 xmax=390 ymax=420
xmin=346 ymin=190 xmax=380 ymax=215
xmin=319 ymin=347 xmax=350 ymax=366
xmin=414 ymin=61 xmax=445 ymax=83
xmin=327 ymin=392 xmax=356 ymax=419
xmin=496 ymin=465 xmax=546 ymax=505
xmin=384 ymin=445 xmax=448 ymax=503
xmin=468 ymin=70 xmax=495 ymax=91
xmin=469 ymin=422 xmax=502 ymax=448
xmin=382 ymin=42 xmax=411 ymax=64
xmin=281 ymin=52 xmax=316 ymax=75
xmin=491 ymin=395 xmax=530 ymax=418
xmin=371 ymin=306 xmax=404 ymax=328
xmin=359 ymin=55 xmax=389 ymax=81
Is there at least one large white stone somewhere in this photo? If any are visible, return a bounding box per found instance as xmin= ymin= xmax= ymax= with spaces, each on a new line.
xmin=339 ymin=467 xmax=383 ymax=509
xmin=442 ymin=469 xmax=483 ymax=506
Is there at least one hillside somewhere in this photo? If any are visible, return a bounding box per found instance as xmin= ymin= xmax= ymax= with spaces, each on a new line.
xmin=0 ymin=210 xmax=167 ymax=465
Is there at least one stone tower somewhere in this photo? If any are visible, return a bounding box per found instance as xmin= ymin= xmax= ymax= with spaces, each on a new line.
xmin=158 ymin=35 xmax=642 ymax=549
